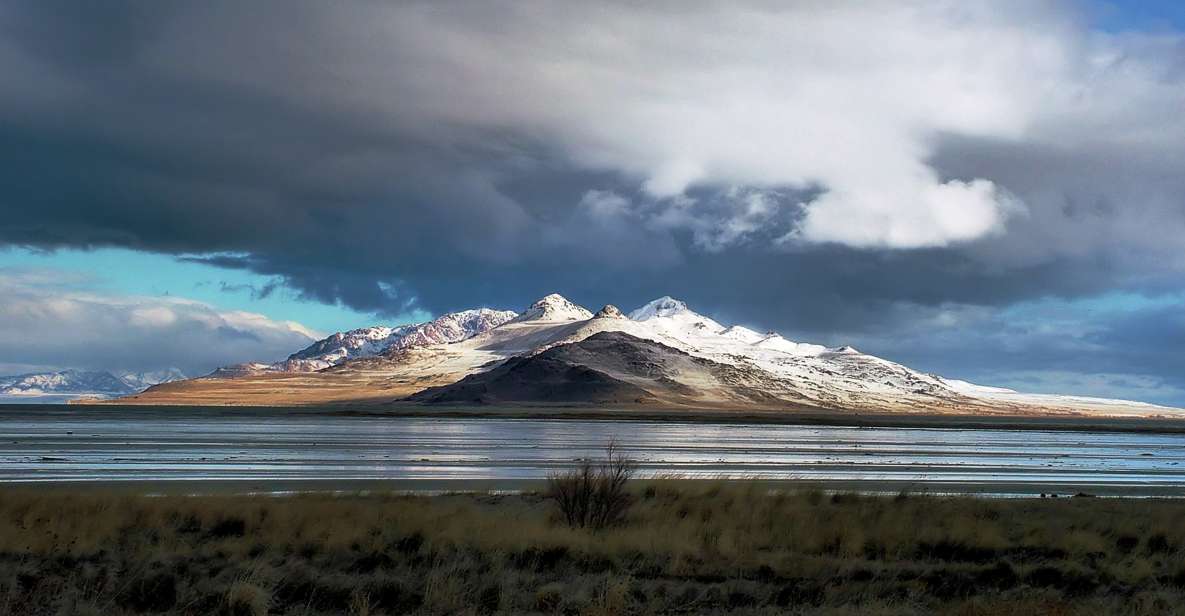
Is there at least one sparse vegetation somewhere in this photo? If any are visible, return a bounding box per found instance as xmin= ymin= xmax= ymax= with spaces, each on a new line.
xmin=547 ymin=440 xmax=637 ymax=529
xmin=1 ymin=483 xmax=1185 ymax=614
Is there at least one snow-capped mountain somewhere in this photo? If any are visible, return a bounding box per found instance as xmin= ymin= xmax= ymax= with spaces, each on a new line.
xmin=285 ymin=325 xmax=407 ymax=369
xmin=512 ymin=293 xmax=594 ymax=322
xmin=115 ymin=368 xmax=189 ymax=391
xmin=627 ymin=296 xmax=695 ymax=321
xmin=1 ymin=368 xmax=187 ymax=400
xmin=1 ymin=370 xmax=135 ymax=396
xmin=206 ymin=307 xmax=519 ymax=375
xmin=118 ymin=293 xmax=1183 ymax=417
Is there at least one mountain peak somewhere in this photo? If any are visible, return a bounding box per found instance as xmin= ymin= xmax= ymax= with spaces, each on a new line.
xmin=594 ymin=304 xmax=625 ymax=319
xmin=513 ymin=293 xmax=594 ymax=322
xmin=628 ymin=296 xmax=691 ymax=320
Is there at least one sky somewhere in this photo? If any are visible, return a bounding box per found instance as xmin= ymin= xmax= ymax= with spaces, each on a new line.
xmin=1 ymin=1 xmax=1184 ymax=404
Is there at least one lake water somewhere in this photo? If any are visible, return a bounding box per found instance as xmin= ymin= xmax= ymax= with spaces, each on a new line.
xmin=2 ymin=407 xmax=1185 ymax=496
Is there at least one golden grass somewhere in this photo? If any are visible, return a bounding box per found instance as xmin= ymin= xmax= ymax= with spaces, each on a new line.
xmin=1 ymin=483 xmax=1184 ymax=614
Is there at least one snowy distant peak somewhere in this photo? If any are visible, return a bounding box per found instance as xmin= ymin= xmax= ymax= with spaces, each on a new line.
xmin=115 ymin=368 xmax=188 ymax=390
xmin=594 ymin=304 xmax=625 ymax=319
xmin=0 ymin=369 xmax=176 ymax=396
xmin=629 ymin=296 xmax=691 ymax=320
xmin=513 ymin=293 xmax=594 ymax=322
xmin=628 ymin=296 xmax=724 ymax=334
xmin=1 ymin=370 xmax=125 ymax=394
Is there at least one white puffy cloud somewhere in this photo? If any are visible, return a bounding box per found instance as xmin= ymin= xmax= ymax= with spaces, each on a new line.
xmin=0 ymin=269 xmax=318 ymax=375
xmin=796 ymin=179 xmax=1023 ymax=248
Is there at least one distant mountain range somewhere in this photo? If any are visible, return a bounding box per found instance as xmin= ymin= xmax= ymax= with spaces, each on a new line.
xmin=0 ymin=368 xmax=186 ymax=400
xmin=112 ymin=293 xmax=1181 ymax=417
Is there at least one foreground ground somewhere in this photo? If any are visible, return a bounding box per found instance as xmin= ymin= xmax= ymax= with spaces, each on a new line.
xmin=2 ymin=485 xmax=1185 ymax=615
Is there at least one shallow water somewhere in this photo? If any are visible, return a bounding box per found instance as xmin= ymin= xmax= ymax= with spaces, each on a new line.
xmin=2 ymin=407 xmax=1184 ymax=495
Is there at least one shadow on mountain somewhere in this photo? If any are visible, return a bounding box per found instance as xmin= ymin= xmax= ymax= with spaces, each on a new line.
xmin=407 ymin=331 xmax=748 ymax=406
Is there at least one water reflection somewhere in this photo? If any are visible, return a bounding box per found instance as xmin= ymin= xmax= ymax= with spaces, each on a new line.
xmin=0 ymin=410 xmax=1183 ymax=494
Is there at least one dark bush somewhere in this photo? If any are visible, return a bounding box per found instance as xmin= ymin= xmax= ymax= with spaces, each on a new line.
xmin=117 ymin=570 xmax=178 ymax=612
xmin=395 ymin=531 xmax=424 ymax=554
xmin=207 ymin=517 xmax=246 ymax=538
xmin=773 ymin=579 xmax=824 ymax=607
xmin=1116 ymin=535 xmax=1139 ymax=554
xmin=350 ymin=551 xmax=395 ymax=573
xmin=727 ymin=589 xmax=757 ymax=608
xmin=917 ymin=540 xmax=997 ymax=563
xmin=921 ymin=570 xmax=976 ymax=599
xmin=547 ymin=440 xmax=637 ymax=529
xmin=175 ymin=514 xmax=202 ymax=534
xmin=1147 ymin=533 xmax=1172 ymax=554
xmin=1025 ymin=566 xmax=1065 ymax=588
xmin=534 ymin=586 xmax=563 ymax=612
xmin=976 ymin=561 xmax=1018 ymax=589
xmin=848 ymin=568 xmax=874 ymax=582
xmin=477 ymin=583 xmax=501 ymax=614
xmin=509 ymin=546 xmax=570 ymax=571
xmin=365 ymin=577 xmax=422 ymax=613
xmin=752 ymin=564 xmax=777 ymax=583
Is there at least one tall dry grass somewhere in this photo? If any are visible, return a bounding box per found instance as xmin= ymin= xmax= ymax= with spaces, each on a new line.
xmin=0 ymin=484 xmax=1183 ymax=614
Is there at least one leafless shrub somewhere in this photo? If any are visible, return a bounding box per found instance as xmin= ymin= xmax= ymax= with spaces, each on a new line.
xmin=547 ymin=440 xmax=637 ymax=529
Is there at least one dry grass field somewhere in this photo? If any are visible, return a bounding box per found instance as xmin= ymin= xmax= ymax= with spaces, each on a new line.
xmin=1 ymin=483 xmax=1185 ymax=615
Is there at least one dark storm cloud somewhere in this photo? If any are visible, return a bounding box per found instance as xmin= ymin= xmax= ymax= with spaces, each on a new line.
xmin=870 ymin=299 xmax=1185 ymax=407
xmin=2 ymin=2 xmax=1185 ymax=400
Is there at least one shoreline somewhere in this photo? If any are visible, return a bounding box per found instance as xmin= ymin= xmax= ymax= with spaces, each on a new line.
xmin=7 ymin=477 xmax=1185 ymax=498
xmin=10 ymin=401 xmax=1185 ymax=434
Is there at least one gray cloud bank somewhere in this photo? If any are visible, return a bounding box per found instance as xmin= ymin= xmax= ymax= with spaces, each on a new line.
xmin=1 ymin=2 xmax=1184 ymax=401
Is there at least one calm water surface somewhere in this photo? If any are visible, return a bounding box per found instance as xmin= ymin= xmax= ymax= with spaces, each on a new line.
xmin=2 ymin=408 xmax=1184 ymax=495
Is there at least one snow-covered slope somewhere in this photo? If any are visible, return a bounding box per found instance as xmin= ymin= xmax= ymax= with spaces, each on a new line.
xmin=0 ymin=368 xmax=187 ymax=400
xmin=511 ymin=294 xmax=594 ymax=322
xmin=210 ymin=308 xmax=519 ymax=375
xmin=388 ymin=309 xmax=520 ymax=349
xmin=117 ymin=292 xmax=1185 ymax=417
xmin=284 ymin=325 xmax=407 ymax=370
xmin=536 ymin=296 xmax=967 ymax=411
xmin=284 ymin=308 xmax=517 ymax=371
